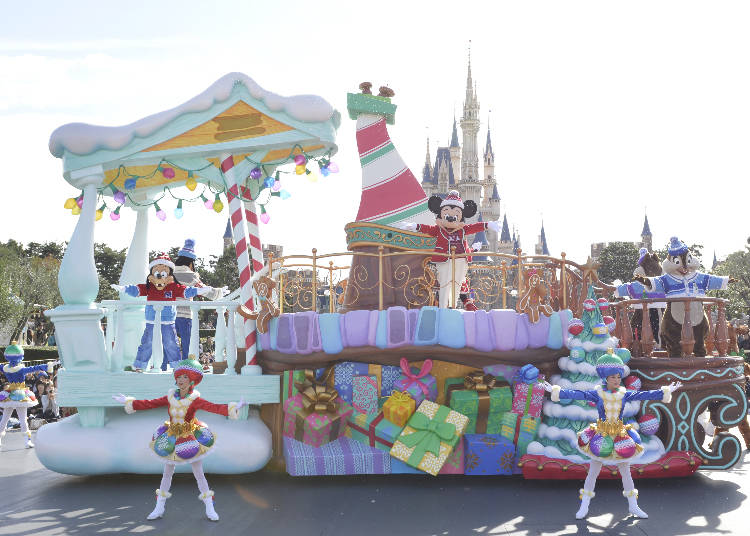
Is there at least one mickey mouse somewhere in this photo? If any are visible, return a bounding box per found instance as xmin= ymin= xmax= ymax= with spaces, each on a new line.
xmin=398 ymin=190 xmax=500 ymax=308
xmin=112 ymin=253 xmax=218 ymax=372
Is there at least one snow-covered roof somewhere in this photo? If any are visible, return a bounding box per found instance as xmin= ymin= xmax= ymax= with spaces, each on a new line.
xmin=49 ymin=72 xmax=339 ymax=159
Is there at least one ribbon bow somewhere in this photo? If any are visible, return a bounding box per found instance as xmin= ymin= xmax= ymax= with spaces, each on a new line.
xmin=295 ymin=368 xmax=339 ymax=417
xmin=463 ymin=371 xmax=497 ymax=392
xmin=399 ymin=358 xmax=433 ymax=396
xmin=389 ymin=391 xmax=414 ymax=405
xmin=400 ymin=412 xmax=456 ymax=459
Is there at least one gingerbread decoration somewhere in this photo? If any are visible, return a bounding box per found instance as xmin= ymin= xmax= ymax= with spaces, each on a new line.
xmin=237 ymin=275 xmax=280 ymax=334
xmin=518 ymin=269 xmax=553 ymax=323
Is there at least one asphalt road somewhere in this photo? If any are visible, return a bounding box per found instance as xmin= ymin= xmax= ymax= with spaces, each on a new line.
xmin=0 ymin=430 xmax=747 ymax=536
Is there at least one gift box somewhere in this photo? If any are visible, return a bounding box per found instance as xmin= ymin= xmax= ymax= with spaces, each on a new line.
xmin=391 ymin=438 xmax=464 ymax=475
xmin=346 ymin=411 xmax=402 ymax=452
xmin=393 ymin=358 xmax=438 ymax=406
xmin=352 ymin=374 xmax=379 ymax=415
xmin=464 ymin=434 xmax=516 ymax=475
xmin=445 ymin=372 xmax=512 ymax=434
xmin=283 ymin=436 xmax=391 ymax=476
xmin=382 ymin=391 xmax=416 ymax=428
xmin=390 ymin=400 xmax=469 ymax=476
xmin=511 ymin=364 xmax=545 ymax=418
xmin=334 ymin=362 xmax=401 ymax=403
xmin=499 ymin=412 xmax=540 ymax=456
xmin=282 ymin=377 xmax=354 ymax=448
xmin=282 ymin=368 xmax=328 ymax=402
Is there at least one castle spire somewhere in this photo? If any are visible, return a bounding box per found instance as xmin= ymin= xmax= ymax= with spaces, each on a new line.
xmin=500 ymin=214 xmax=511 ymax=242
xmin=422 ymin=137 xmax=432 ymax=182
xmin=450 ymin=118 xmax=459 ymax=148
xmin=484 ymin=119 xmax=493 ymax=158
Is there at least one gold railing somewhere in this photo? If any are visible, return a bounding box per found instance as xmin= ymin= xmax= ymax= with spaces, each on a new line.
xmin=265 ymin=248 xmax=611 ymax=315
xmin=613 ymin=296 xmax=730 ymax=357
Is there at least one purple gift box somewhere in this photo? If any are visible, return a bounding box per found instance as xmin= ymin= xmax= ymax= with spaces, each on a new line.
xmin=393 ymin=358 xmax=438 ymax=406
xmin=283 ymin=436 xmax=391 ymax=476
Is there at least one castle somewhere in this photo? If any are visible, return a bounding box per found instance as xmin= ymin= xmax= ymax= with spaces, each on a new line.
xmin=420 ymin=54 xmax=522 ymax=258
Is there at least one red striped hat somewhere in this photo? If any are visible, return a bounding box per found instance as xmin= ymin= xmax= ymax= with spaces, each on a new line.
xmin=441 ymin=190 xmax=464 ymax=209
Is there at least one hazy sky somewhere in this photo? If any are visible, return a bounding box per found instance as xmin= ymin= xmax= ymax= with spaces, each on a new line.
xmin=1 ymin=0 xmax=748 ymax=277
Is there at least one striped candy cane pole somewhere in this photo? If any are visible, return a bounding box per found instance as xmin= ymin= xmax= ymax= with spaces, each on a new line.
xmin=220 ymin=153 xmax=258 ymax=372
xmin=240 ymin=184 xmax=264 ymax=369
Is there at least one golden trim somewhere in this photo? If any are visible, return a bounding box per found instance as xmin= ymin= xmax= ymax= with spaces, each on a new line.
xmin=7 ymin=382 xmax=27 ymax=391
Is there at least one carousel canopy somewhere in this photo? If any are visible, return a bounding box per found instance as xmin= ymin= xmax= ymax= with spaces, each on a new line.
xmin=49 ymin=72 xmax=340 ymax=196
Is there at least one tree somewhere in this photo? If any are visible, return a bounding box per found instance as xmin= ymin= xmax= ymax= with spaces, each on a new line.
xmin=94 ymin=243 xmax=127 ymax=301
xmin=711 ymin=247 xmax=750 ymax=318
xmin=0 ymin=244 xmax=24 ymax=329
xmin=596 ymin=242 xmax=640 ymax=285
xmin=199 ymin=248 xmax=239 ymax=291
xmin=8 ymin=255 xmax=63 ymax=341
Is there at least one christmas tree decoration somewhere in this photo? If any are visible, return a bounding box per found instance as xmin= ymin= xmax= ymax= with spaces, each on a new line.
xmin=568 ymin=318 xmax=584 ymax=336
xmin=110 ymin=206 xmax=121 ymax=221
xmin=174 ymin=199 xmax=184 ymax=219
xmin=583 ymin=298 xmax=596 ymax=311
xmin=213 ymin=194 xmax=224 ymax=213
xmin=307 ymin=169 xmax=318 ymax=182
xmin=597 ymin=298 xmax=610 ymax=311
xmin=154 ymin=202 xmax=166 ymax=221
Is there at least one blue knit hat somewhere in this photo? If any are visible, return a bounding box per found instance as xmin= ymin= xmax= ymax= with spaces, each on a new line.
xmin=667 ymin=236 xmax=688 ymax=257
xmin=637 ymin=247 xmax=648 ymax=265
xmin=178 ymin=238 xmax=196 ymax=259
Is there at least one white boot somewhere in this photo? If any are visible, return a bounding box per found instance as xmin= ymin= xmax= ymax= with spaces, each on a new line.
xmin=0 ymin=432 xmax=5 ymax=448
xmin=25 ymin=432 xmax=34 ymax=448
xmin=624 ymin=488 xmax=648 ymax=518
xmin=146 ymin=489 xmax=171 ymax=520
xmin=199 ymin=490 xmax=219 ymax=521
xmin=576 ymin=489 xmax=595 ymax=519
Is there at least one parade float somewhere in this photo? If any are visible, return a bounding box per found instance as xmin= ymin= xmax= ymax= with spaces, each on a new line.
xmin=33 ymin=73 xmax=746 ymax=485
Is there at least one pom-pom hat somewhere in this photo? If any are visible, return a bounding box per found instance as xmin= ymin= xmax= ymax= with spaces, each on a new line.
xmin=637 ymin=247 xmax=649 ymax=265
xmin=3 ymin=342 xmax=24 ymax=364
xmin=668 ymin=236 xmax=688 ymax=257
xmin=441 ymin=190 xmax=464 ymax=209
xmin=173 ymin=357 xmax=204 ymax=385
xmin=178 ymin=238 xmax=196 ymax=260
xmin=595 ymin=348 xmax=626 ymax=380
xmin=149 ymin=252 xmax=175 ymax=270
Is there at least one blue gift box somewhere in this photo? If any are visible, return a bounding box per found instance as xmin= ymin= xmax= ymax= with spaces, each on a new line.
xmin=463 ymin=434 xmax=516 ymax=476
xmin=334 ymin=362 xmax=401 ymax=403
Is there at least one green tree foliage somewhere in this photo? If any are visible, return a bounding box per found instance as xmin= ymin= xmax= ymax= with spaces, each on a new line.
xmin=0 ymin=244 xmax=24 ymax=328
xmin=199 ymin=248 xmax=239 ymax=291
xmin=94 ymin=244 xmax=127 ymax=301
xmin=9 ymin=255 xmax=63 ymax=341
xmin=712 ymin=247 xmax=750 ymax=318
xmin=596 ymin=241 xmax=640 ymax=284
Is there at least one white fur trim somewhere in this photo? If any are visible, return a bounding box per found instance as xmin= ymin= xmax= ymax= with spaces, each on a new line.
xmin=124 ymin=397 xmax=136 ymax=414
xmin=199 ymin=490 xmax=215 ymax=501
xmin=46 ymin=362 xmax=55 ymax=374
xmin=580 ymin=488 xmax=596 ymax=498
xmin=149 ymin=257 xmax=175 ymax=270
xmin=558 ymin=356 xmax=598 ymax=377
xmin=155 ymin=489 xmax=172 ymax=498
xmin=228 ymin=402 xmax=240 ymax=420
xmin=661 ymin=386 xmax=672 ymax=404
xmin=551 ymin=385 xmax=562 ymax=402
xmin=718 ymin=276 xmax=729 ymax=290
xmin=3 ymin=363 xmax=24 ymax=374
xmin=623 ymin=489 xmax=639 ymax=498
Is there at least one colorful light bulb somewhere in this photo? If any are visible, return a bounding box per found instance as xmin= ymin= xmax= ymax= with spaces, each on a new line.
xmin=113 ymin=190 xmax=126 ymax=204
xmin=186 ymin=177 xmax=197 ymax=191
xmin=293 ymin=154 xmax=306 ymax=166
xmin=161 ymin=166 xmax=175 ymax=179
xmin=250 ymin=167 xmax=262 ymax=180
xmin=320 ymin=167 xmax=330 ymax=177
xmin=124 ymin=178 xmax=137 ymax=190
xmin=110 ymin=206 xmax=121 ymax=221
xmin=280 ymin=189 xmax=291 ymax=200
xmin=260 ymin=205 xmax=270 ymax=224
xmin=263 ymin=176 xmax=275 ymax=189
xmin=174 ymin=199 xmax=184 ymax=219
xmin=71 ymin=206 xmax=81 ymax=215
xmin=295 ymin=164 xmax=306 ymax=175
xmin=272 ymin=179 xmax=282 ymax=192
xmin=95 ymin=203 xmax=106 ymax=221
xmin=328 ymin=161 xmax=339 ymax=173
xmin=213 ymin=194 xmax=224 ymax=213
xmin=64 ymin=197 xmax=76 ymax=209
xmin=307 ymin=170 xmax=318 ymax=182
xmin=201 ymin=194 xmax=213 ymax=209
xmin=154 ymin=202 xmax=166 ymax=221
xmin=76 ymin=196 xmax=84 ymax=208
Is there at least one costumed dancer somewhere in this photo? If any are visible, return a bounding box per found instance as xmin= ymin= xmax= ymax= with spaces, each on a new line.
xmin=398 ymin=191 xmax=500 ymax=308
xmin=112 ymin=357 xmax=245 ymax=521
xmin=111 ymin=253 xmax=218 ymax=372
xmin=542 ymin=349 xmax=681 ymax=519
xmin=0 ymin=342 xmax=56 ymax=448
xmin=173 ymin=239 xmax=225 ymax=361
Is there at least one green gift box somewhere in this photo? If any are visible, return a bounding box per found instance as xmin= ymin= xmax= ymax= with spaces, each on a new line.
xmin=445 ymin=372 xmax=512 ymax=434
xmin=499 ymin=411 xmax=540 ymax=456
xmin=346 ymin=411 xmax=403 ymax=452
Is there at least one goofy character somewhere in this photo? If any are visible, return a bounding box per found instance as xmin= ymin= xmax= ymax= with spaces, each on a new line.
xmin=112 ymin=253 xmax=216 ymax=372
xmin=399 ymin=190 xmax=500 ymax=308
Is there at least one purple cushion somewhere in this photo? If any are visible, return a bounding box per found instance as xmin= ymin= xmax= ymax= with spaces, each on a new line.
xmin=407 ymin=309 xmax=420 ymax=343
xmin=276 ymin=313 xmax=297 ymax=354
xmin=463 ymin=311 xmax=476 ymax=348
xmin=387 ymin=306 xmax=409 ymax=348
xmin=473 ymin=310 xmax=494 ymax=352
xmin=489 ymin=309 xmax=518 ymax=351
xmin=344 ymin=310 xmax=371 ymax=347
xmin=514 ymin=313 xmax=530 ymax=350
xmin=367 ymin=310 xmax=380 ymax=346
xmin=527 ymin=313 xmax=550 ymax=349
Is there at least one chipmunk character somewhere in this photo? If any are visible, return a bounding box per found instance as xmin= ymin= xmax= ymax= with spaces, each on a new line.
xmin=615 ymin=248 xmax=665 ymax=343
xmin=634 ymin=237 xmax=732 ymax=357
xmin=397 ymin=190 xmax=500 ymax=308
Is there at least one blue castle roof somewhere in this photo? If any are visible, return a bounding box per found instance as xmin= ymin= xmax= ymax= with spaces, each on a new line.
xmin=223 ymin=218 xmax=232 ymax=239
xmin=540 ymin=223 xmax=549 ymax=255
xmin=641 ymin=214 xmax=652 ymax=236
xmin=432 ymin=147 xmax=456 ymax=186
xmin=500 ymin=215 xmax=511 ymax=242
xmin=450 ymin=118 xmax=459 ymax=148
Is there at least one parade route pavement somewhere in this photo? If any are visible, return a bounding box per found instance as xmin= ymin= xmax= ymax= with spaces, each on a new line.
xmin=0 ymin=430 xmax=747 ymax=536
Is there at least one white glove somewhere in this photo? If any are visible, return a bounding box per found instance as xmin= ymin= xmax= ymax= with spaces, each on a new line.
xmin=237 ymin=396 xmax=248 ymax=410
xmin=487 ymin=221 xmax=501 ymax=233
xmin=542 ymin=381 xmax=554 ymax=393
xmin=112 ymin=393 xmax=128 ymax=404
xmin=195 ymin=286 xmax=213 ymax=296
xmin=395 ymin=222 xmax=418 ymax=232
xmin=110 ymin=284 xmax=126 ymax=292
xmin=471 ymin=241 xmax=483 ymax=252
xmin=218 ymin=286 xmax=229 ymax=297
xmin=668 ymin=381 xmax=682 ymax=393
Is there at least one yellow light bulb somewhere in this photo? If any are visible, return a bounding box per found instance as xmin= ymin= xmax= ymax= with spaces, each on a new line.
xmin=213 ymin=200 xmax=224 ymax=213
xmin=295 ymin=164 xmax=306 ymax=175
xmin=64 ymin=198 xmax=77 ymax=209
xmin=186 ymin=178 xmax=197 ymax=191
xmin=95 ymin=209 xmax=103 ymax=221
xmin=71 ymin=206 xmax=81 ymax=215
xmin=307 ymin=171 xmax=318 ymax=183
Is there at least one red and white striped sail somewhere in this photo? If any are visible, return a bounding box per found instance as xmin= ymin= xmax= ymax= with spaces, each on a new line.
xmin=354 ymin=114 xmax=433 ymax=226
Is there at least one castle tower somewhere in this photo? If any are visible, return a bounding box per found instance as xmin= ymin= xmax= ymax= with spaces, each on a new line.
xmin=449 ymin=118 xmax=461 ymax=188
xmin=482 ymin=118 xmax=495 ymax=192
xmin=535 ymin=221 xmax=550 ymax=256
xmin=223 ymin=219 xmax=233 ymax=250
xmin=497 ymin=214 xmax=514 ymax=255
xmin=421 ymin=137 xmax=435 ymax=197
xmin=640 ymin=213 xmax=652 ymax=251
xmin=459 ymin=51 xmax=482 ymax=222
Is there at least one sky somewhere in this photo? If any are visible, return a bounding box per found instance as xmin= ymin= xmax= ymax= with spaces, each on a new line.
xmin=1 ymin=0 xmax=749 ymax=276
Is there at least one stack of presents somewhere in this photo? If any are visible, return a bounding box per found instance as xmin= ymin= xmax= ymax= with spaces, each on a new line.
xmin=282 ymin=358 xmax=545 ymax=476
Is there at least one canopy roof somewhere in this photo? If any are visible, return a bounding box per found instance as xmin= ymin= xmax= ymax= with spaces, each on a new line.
xmin=49 ymin=72 xmax=340 ymax=196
